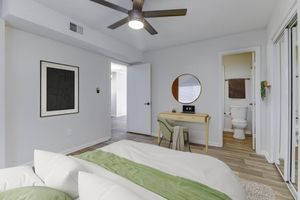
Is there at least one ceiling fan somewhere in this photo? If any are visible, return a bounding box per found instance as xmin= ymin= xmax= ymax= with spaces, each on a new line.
xmin=90 ymin=0 xmax=187 ymax=35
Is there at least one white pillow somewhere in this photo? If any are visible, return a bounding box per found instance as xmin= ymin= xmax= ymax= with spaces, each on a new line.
xmin=34 ymin=150 xmax=86 ymax=199
xmin=0 ymin=166 xmax=43 ymax=192
xmin=78 ymin=172 xmax=143 ymax=200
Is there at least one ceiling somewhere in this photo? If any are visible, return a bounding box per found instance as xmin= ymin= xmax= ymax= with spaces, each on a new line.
xmin=34 ymin=0 xmax=277 ymax=51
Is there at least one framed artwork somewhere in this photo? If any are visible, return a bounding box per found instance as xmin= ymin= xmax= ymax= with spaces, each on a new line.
xmin=40 ymin=60 xmax=79 ymax=117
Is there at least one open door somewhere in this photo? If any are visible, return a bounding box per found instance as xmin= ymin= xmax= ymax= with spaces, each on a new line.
xmin=127 ymin=63 xmax=151 ymax=135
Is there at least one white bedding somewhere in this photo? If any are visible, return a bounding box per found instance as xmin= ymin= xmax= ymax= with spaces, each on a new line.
xmin=72 ymin=140 xmax=246 ymax=200
xmin=78 ymin=172 xmax=144 ymax=200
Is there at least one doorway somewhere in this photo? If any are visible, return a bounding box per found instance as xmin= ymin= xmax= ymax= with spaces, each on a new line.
xmin=219 ymin=47 xmax=260 ymax=152
xmin=222 ymin=52 xmax=254 ymax=149
xmin=111 ymin=62 xmax=127 ymax=133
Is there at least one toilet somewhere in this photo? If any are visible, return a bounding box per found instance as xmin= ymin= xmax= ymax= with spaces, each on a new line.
xmin=230 ymin=106 xmax=248 ymax=140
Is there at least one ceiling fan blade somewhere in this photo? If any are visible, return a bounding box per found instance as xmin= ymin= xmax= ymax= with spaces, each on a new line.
xmin=143 ymin=19 xmax=158 ymax=35
xmin=90 ymin=0 xmax=129 ymax=14
xmin=143 ymin=9 xmax=187 ymax=18
xmin=108 ymin=17 xmax=129 ymax=29
xmin=133 ymin=0 xmax=144 ymax=11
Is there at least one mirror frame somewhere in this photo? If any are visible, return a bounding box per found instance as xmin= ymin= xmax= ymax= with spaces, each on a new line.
xmin=171 ymin=73 xmax=202 ymax=104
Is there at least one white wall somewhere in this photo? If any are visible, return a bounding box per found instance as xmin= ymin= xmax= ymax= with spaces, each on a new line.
xmin=111 ymin=72 xmax=117 ymax=117
xmin=5 ymin=27 xmax=111 ymax=166
xmin=268 ymin=0 xmax=297 ymax=39
xmin=1 ymin=0 xmax=143 ymax=63
xmin=116 ymin=71 xmax=127 ymax=117
xmin=111 ymin=70 xmax=127 ymax=117
xmin=0 ymin=18 xmax=5 ymax=168
xmin=223 ymin=53 xmax=252 ymax=134
xmin=144 ymin=29 xmax=267 ymax=147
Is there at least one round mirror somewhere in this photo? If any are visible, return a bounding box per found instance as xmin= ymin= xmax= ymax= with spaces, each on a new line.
xmin=172 ymin=74 xmax=202 ymax=104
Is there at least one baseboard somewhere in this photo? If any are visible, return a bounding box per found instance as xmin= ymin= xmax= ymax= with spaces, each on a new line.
xmin=223 ymin=129 xmax=252 ymax=135
xmin=22 ymin=135 xmax=111 ymax=167
xmin=260 ymin=150 xmax=274 ymax=164
xmin=223 ymin=128 xmax=233 ymax=132
xmin=152 ymin=132 xmax=221 ymax=147
xmin=245 ymin=130 xmax=253 ymax=135
xmin=61 ymin=136 xmax=111 ymax=155
xmin=189 ymin=137 xmax=222 ymax=147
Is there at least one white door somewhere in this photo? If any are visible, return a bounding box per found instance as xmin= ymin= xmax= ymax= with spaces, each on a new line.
xmin=291 ymin=25 xmax=298 ymax=185
xmin=279 ymin=29 xmax=290 ymax=181
xmin=127 ymin=63 xmax=151 ymax=135
xmin=251 ymin=52 xmax=256 ymax=150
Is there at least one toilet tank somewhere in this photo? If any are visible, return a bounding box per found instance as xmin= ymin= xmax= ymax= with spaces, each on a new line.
xmin=230 ymin=106 xmax=248 ymax=120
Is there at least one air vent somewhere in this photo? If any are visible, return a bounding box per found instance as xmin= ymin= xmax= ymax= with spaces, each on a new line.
xmin=69 ymin=22 xmax=84 ymax=35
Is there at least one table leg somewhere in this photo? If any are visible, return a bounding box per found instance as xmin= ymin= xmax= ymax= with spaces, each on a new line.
xmin=205 ymin=118 xmax=210 ymax=152
xmin=157 ymin=125 xmax=161 ymax=144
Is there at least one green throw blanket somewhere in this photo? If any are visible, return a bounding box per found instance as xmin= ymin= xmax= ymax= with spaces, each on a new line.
xmin=76 ymin=150 xmax=232 ymax=200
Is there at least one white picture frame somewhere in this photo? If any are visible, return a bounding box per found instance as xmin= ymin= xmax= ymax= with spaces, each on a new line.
xmin=40 ymin=60 xmax=79 ymax=117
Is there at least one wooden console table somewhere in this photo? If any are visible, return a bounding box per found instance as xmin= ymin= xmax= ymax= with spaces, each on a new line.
xmin=158 ymin=112 xmax=211 ymax=152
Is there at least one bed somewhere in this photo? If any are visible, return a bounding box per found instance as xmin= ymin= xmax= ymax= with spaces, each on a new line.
xmin=0 ymin=140 xmax=246 ymax=200
xmin=72 ymin=140 xmax=246 ymax=200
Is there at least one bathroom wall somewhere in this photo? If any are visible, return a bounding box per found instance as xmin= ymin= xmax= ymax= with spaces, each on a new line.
xmin=223 ymin=53 xmax=253 ymax=134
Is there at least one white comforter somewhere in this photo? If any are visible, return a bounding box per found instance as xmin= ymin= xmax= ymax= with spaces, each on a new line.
xmin=72 ymin=140 xmax=246 ymax=200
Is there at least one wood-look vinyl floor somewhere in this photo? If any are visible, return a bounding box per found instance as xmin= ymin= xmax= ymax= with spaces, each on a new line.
xmin=71 ymin=117 xmax=294 ymax=200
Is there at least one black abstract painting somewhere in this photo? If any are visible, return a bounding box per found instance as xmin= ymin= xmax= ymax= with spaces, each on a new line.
xmin=40 ymin=61 xmax=79 ymax=117
xmin=46 ymin=68 xmax=75 ymax=111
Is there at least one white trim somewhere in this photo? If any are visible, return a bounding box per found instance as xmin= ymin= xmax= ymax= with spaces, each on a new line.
xmin=261 ymin=150 xmax=274 ymax=164
xmin=218 ymin=47 xmax=261 ymax=154
xmin=0 ymin=19 xmax=5 ymax=168
xmin=109 ymin=59 xmax=129 ymax=67
xmin=224 ymin=130 xmax=253 ymax=136
xmin=223 ymin=128 xmax=233 ymax=132
xmin=40 ymin=61 xmax=79 ymax=117
xmin=150 ymin=133 xmax=222 ymax=148
xmin=188 ymin=138 xmax=222 ymax=147
xmin=287 ymin=182 xmax=298 ymax=200
xmin=60 ymin=136 xmax=111 ymax=155
xmin=22 ymin=136 xmax=111 ymax=167
xmin=272 ymin=2 xmax=298 ymax=42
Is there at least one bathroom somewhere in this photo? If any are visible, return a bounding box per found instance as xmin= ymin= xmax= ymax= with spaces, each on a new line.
xmin=223 ymin=52 xmax=254 ymax=146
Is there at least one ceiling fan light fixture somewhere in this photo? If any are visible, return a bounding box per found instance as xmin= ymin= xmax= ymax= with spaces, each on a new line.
xmin=128 ymin=19 xmax=144 ymax=30
xmin=91 ymin=0 xmax=187 ymax=35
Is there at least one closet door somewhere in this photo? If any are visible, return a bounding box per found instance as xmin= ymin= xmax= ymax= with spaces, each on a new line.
xmin=291 ymin=24 xmax=298 ymax=191
xmin=277 ymin=29 xmax=290 ymax=180
xmin=274 ymin=17 xmax=298 ymax=198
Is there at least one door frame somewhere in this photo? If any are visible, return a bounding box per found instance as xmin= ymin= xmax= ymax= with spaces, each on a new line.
xmin=218 ymin=46 xmax=261 ymax=154
xmin=0 ymin=19 xmax=5 ymax=168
